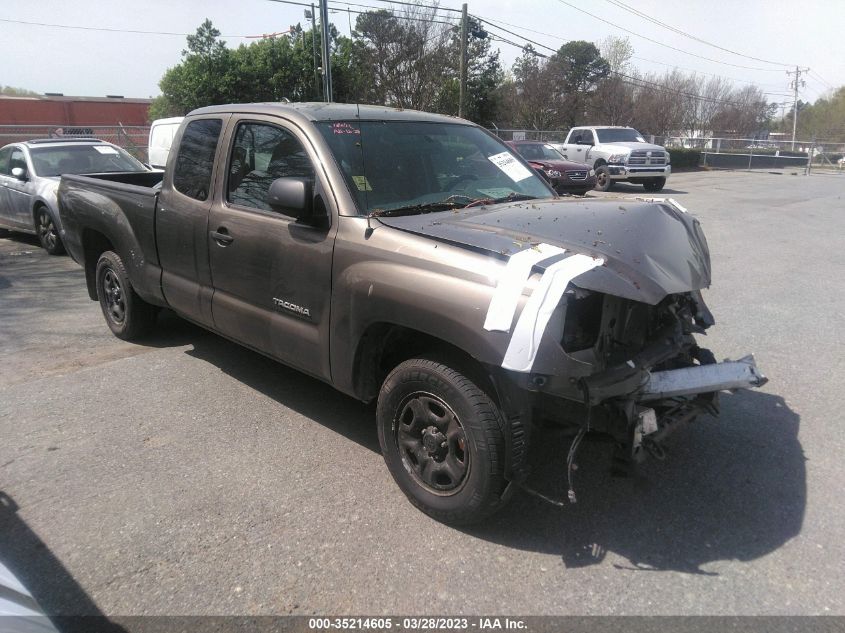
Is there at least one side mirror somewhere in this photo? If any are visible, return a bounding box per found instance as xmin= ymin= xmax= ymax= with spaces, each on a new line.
xmin=578 ymin=138 xmax=592 ymax=146
xmin=267 ymin=177 xmax=316 ymax=220
xmin=11 ymin=167 xmax=27 ymax=181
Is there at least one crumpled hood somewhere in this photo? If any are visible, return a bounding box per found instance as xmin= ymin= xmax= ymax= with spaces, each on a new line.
xmin=376 ymin=198 xmax=711 ymax=305
xmin=597 ymin=142 xmax=666 ymax=153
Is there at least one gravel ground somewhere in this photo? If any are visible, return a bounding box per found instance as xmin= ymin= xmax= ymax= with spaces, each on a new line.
xmin=0 ymin=170 xmax=843 ymax=617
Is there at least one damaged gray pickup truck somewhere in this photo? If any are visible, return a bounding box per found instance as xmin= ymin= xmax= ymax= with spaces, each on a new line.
xmin=57 ymin=103 xmax=766 ymax=524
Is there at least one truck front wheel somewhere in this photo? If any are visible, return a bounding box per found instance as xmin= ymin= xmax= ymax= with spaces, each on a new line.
xmin=377 ymin=357 xmax=511 ymax=524
xmin=593 ymin=165 xmax=612 ymax=191
xmin=95 ymin=251 xmax=157 ymax=340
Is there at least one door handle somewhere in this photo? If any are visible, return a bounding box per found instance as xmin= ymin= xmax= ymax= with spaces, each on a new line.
xmin=211 ymin=228 xmax=234 ymax=246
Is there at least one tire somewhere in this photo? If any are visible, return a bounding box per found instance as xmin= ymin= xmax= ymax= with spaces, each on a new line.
xmin=34 ymin=206 xmax=65 ymax=255
xmin=643 ymin=177 xmax=666 ymax=192
xmin=377 ymin=357 xmax=511 ymax=525
xmin=95 ymin=251 xmax=157 ymax=340
xmin=593 ymin=165 xmax=612 ymax=191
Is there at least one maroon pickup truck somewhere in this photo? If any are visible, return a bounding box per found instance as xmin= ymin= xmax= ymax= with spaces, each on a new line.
xmin=506 ymin=140 xmax=596 ymax=195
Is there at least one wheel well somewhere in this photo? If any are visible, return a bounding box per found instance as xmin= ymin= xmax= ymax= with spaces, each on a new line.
xmin=31 ymin=202 xmax=48 ymax=227
xmin=81 ymin=229 xmax=115 ymax=301
xmin=594 ymin=159 xmax=607 ymax=167
xmin=353 ymin=323 xmax=493 ymax=403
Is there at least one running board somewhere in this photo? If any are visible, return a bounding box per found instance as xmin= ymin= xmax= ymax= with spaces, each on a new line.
xmin=639 ymin=355 xmax=767 ymax=401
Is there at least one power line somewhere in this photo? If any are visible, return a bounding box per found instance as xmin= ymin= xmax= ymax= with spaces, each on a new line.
xmin=345 ymin=0 xmax=462 ymax=12
xmin=602 ymin=0 xmax=794 ymax=68
xmin=0 ymin=16 xmax=269 ymax=38
xmin=269 ymin=0 xmax=456 ymax=27
xmin=473 ymin=13 xmax=790 ymax=100
xmin=473 ymin=17 xmax=556 ymax=54
xmin=613 ymin=71 xmax=772 ymax=108
xmin=808 ymin=70 xmax=835 ymax=91
xmin=552 ymin=0 xmax=787 ymax=72
xmin=327 ymin=0 xmax=459 ymax=18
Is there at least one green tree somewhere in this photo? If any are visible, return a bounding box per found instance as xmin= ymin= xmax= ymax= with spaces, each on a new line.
xmin=548 ymin=40 xmax=610 ymax=127
xmin=436 ymin=17 xmax=503 ymax=123
xmin=1 ymin=85 xmax=39 ymax=96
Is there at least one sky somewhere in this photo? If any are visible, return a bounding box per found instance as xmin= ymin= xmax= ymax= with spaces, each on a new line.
xmin=2 ymin=0 xmax=842 ymax=107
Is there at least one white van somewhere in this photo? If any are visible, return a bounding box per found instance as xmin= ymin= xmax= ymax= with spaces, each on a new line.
xmin=147 ymin=117 xmax=183 ymax=169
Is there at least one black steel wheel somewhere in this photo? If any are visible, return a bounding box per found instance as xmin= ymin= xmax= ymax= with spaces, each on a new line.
xmin=35 ymin=206 xmax=65 ymax=255
xmin=101 ymin=268 xmax=126 ymax=324
xmin=95 ymin=250 xmax=157 ymax=340
xmin=395 ymin=392 xmax=470 ymax=493
xmin=593 ymin=165 xmax=612 ymax=191
xmin=377 ymin=357 xmax=511 ymax=524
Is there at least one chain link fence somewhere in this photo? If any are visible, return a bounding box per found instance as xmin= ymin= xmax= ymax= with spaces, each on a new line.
xmin=0 ymin=125 xmax=151 ymax=163
xmin=488 ymin=128 xmax=845 ymax=175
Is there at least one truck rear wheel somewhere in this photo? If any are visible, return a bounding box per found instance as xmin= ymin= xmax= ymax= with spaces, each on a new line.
xmin=593 ymin=165 xmax=612 ymax=191
xmin=95 ymin=251 xmax=157 ymax=340
xmin=377 ymin=357 xmax=511 ymax=524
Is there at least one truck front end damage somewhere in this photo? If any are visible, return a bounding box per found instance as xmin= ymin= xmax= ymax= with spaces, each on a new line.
xmin=378 ymin=197 xmax=767 ymax=504
xmin=507 ymin=287 xmax=766 ymax=477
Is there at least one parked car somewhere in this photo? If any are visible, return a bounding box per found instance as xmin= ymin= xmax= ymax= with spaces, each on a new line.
xmin=0 ymin=138 xmax=150 ymax=254
xmin=505 ymin=140 xmax=596 ymax=195
xmin=554 ymin=126 xmax=671 ymax=192
xmin=148 ymin=116 xmax=184 ymax=169
xmin=58 ymin=103 xmax=766 ymax=524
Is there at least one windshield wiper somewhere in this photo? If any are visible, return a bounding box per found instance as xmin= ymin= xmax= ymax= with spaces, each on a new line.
xmin=371 ymin=193 xmax=540 ymax=218
xmin=369 ymin=195 xmax=475 ymax=218
xmin=465 ymin=192 xmax=539 ymax=208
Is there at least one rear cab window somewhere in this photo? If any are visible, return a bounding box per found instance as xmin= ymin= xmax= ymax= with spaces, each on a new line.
xmin=173 ymin=119 xmax=223 ymax=201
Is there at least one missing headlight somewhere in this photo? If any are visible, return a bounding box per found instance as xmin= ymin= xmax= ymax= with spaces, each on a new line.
xmin=561 ymin=291 xmax=604 ymax=353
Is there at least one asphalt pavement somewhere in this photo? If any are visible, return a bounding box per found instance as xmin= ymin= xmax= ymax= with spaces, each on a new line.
xmin=1 ymin=170 xmax=843 ymax=616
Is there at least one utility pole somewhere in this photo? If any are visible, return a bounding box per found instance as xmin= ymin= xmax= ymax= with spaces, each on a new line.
xmin=307 ymin=6 xmax=319 ymax=100
xmin=319 ymin=0 xmax=333 ymax=102
xmin=787 ymin=66 xmax=808 ymax=150
xmin=458 ymin=3 xmax=468 ymax=118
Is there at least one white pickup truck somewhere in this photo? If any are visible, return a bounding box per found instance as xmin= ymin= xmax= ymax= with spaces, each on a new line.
xmin=554 ymin=126 xmax=671 ymax=192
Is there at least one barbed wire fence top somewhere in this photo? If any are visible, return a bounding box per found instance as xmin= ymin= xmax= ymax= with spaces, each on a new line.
xmin=0 ymin=124 xmax=151 ymax=162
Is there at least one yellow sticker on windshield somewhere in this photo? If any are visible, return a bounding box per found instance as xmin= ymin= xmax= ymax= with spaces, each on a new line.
xmin=352 ymin=176 xmax=372 ymax=191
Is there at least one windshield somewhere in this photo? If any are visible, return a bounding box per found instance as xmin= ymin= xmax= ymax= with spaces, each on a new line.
xmin=595 ymin=128 xmax=646 ymax=143
xmin=514 ymin=143 xmax=565 ymax=161
xmin=29 ymin=144 xmax=147 ymax=177
xmin=316 ymin=121 xmax=553 ymax=215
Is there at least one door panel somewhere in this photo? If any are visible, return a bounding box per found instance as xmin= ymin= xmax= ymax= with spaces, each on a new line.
xmin=208 ymin=117 xmax=336 ymax=379
xmin=0 ymin=147 xmax=13 ymax=227
xmin=157 ymin=116 xmax=229 ymax=327
xmin=5 ymin=149 xmax=33 ymax=227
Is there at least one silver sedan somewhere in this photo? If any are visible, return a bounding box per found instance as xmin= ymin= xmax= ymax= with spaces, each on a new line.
xmin=0 ymin=138 xmax=149 ymax=254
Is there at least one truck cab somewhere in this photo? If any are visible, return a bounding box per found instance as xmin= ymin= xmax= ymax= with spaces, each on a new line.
xmin=555 ymin=126 xmax=671 ymax=192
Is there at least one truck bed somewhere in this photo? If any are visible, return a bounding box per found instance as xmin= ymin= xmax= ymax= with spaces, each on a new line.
xmin=58 ymin=171 xmax=166 ymax=306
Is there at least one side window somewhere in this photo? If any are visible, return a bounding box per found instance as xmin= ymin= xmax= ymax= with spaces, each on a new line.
xmin=173 ymin=119 xmax=223 ymax=201
xmin=0 ymin=147 xmax=11 ymax=175
xmin=227 ymin=122 xmax=314 ymax=212
xmin=10 ymin=149 xmax=27 ymax=173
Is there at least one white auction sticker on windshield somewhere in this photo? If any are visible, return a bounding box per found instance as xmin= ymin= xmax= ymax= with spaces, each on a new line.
xmin=487 ymin=151 xmax=533 ymax=182
xmin=93 ymin=146 xmax=119 ymax=155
